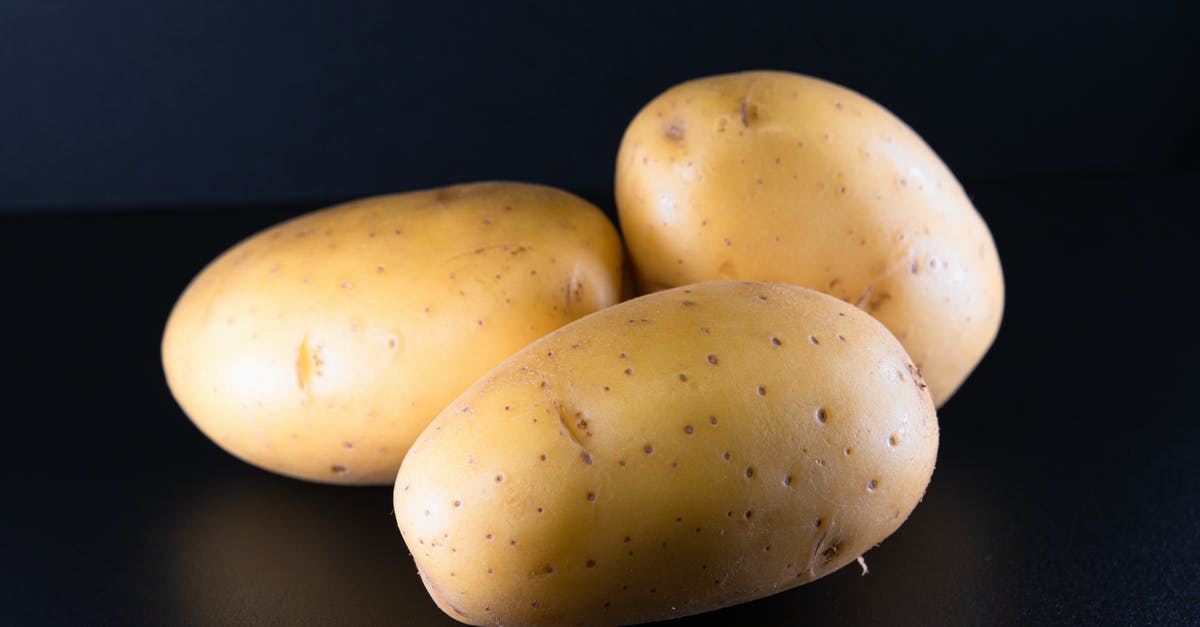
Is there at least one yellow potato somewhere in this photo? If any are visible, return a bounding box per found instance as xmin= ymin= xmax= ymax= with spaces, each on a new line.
xmin=162 ymin=182 xmax=624 ymax=485
xmin=395 ymin=281 xmax=938 ymax=626
xmin=615 ymin=70 xmax=1004 ymax=405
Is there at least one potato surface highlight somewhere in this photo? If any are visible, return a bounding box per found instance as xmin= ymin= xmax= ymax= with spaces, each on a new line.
xmin=162 ymin=182 xmax=623 ymax=485
xmin=395 ymin=281 xmax=938 ymax=626
xmin=615 ymin=71 xmax=1004 ymax=406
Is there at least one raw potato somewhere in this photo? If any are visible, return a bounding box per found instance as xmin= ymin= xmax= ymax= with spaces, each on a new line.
xmin=395 ymin=281 xmax=938 ymax=626
xmin=162 ymin=182 xmax=624 ymax=485
xmin=615 ymin=70 xmax=1004 ymax=406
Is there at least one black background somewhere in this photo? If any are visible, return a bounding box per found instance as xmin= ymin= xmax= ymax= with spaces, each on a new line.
xmin=3 ymin=1 xmax=1199 ymax=625
xmin=2 ymin=0 xmax=1197 ymax=211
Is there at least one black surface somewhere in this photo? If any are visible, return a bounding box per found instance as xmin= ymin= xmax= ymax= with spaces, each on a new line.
xmin=4 ymin=171 xmax=1199 ymax=625
xmin=2 ymin=0 xmax=1197 ymax=211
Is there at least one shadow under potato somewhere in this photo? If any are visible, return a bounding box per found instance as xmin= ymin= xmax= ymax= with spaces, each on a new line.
xmin=152 ymin=445 xmax=1004 ymax=626
xmin=161 ymin=472 xmax=456 ymax=626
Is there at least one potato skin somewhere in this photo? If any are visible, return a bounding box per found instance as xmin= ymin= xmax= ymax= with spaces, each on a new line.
xmin=395 ymin=281 xmax=938 ymax=626
xmin=162 ymin=182 xmax=623 ymax=485
xmin=615 ymin=71 xmax=1004 ymax=406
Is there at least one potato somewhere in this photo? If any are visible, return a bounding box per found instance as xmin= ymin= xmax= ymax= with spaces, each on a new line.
xmin=162 ymin=182 xmax=624 ymax=485
xmin=615 ymin=71 xmax=1004 ymax=406
xmin=394 ymin=281 xmax=938 ymax=626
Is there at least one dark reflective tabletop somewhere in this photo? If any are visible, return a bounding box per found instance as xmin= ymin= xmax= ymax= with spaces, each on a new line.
xmin=4 ymin=172 xmax=1198 ymax=625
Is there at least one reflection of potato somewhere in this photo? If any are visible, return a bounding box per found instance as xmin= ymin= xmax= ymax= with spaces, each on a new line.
xmin=162 ymin=182 xmax=624 ymax=484
xmin=166 ymin=476 xmax=455 ymax=625
xmin=616 ymin=71 xmax=1004 ymax=405
xmin=395 ymin=282 xmax=938 ymax=625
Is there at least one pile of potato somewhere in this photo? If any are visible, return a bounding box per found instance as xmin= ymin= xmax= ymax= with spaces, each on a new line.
xmin=163 ymin=71 xmax=1003 ymax=625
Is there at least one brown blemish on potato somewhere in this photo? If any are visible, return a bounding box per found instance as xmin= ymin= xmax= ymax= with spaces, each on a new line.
xmin=294 ymin=336 xmax=324 ymax=393
xmin=706 ymin=354 xmax=718 ymax=365
xmin=757 ymin=385 xmax=767 ymax=396
xmin=331 ymin=465 xmax=347 ymax=475
xmin=821 ymin=542 xmax=841 ymax=564
xmin=907 ymin=363 xmax=928 ymax=391
xmin=665 ymin=122 xmax=685 ymax=141
xmin=816 ymin=408 xmax=828 ymax=423
xmin=434 ymin=187 xmax=464 ymax=203
xmin=739 ymin=99 xmax=758 ymax=127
